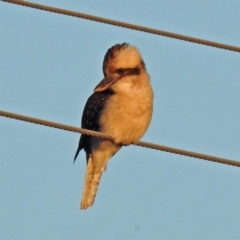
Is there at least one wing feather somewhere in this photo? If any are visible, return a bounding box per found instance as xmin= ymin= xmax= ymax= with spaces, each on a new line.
xmin=74 ymin=90 xmax=113 ymax=162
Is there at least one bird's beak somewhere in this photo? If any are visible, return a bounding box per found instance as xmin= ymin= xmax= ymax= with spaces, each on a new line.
xmin=94 ymin=77 xmax=118 ymax=92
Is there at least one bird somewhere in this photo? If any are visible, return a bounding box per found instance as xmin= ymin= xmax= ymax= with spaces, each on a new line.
xmin=74 ymin=43 xmax=154 ymax=210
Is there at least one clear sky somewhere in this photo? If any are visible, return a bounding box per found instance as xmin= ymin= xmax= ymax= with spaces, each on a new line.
xmin=1 ymin=0 xmax=240 ymax=239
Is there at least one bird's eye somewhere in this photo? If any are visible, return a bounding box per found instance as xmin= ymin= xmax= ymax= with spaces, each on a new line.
xmin=117 ymin=68 xmax=124 ymax=75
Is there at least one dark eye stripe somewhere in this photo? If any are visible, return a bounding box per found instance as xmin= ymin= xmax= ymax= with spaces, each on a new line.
xmin=127 ymin=68 xmax=140 ymax=75
xmin=116 ymin=67 xmax=140 ymax=76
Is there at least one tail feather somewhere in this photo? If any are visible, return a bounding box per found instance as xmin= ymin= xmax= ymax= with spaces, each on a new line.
xmin=80 ymin=157 xmax=104 ymax=209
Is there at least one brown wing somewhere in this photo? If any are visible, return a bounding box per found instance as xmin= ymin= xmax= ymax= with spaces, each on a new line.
xmin=74 ymin=89 xmax=113 ymax=162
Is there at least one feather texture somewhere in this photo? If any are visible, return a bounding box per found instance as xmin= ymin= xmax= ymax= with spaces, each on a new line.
xmin=74 ymin=43 xmax=153 ymax=209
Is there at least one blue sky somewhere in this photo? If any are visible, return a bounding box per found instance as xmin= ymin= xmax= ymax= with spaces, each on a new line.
xmin=1 ymin=0 xmax=240 ymax=239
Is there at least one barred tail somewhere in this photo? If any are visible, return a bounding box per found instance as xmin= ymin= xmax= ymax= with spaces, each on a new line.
xmin=80 ymin=157 xmax=103 ymax=209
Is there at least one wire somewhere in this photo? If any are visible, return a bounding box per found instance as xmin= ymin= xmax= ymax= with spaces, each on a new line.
xmin=2 ymin=1 xmax=240 ymax=166
xmin=3 ymin=0 xmax=240 ymax=53
xmin=0 ymin=109 xmax=239 ymax=167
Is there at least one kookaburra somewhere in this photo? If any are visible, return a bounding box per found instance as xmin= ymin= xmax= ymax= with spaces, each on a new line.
xmin=74 ymin=43 xmax=153 ymax=209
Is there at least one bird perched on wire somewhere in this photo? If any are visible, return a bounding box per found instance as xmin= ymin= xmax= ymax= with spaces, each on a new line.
xmin=74 ymin=43 xmax=154 ymax=209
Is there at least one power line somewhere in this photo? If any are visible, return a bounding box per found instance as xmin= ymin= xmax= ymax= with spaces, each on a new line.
xmin=3 ymin=0 xmax=240 ymax=53
xmin=0 ymin=109 xmax=239 ymax=168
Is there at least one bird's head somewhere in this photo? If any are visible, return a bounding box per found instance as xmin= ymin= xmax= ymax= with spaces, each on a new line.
xmin=94 ymin=43 xmax=146 ymax=92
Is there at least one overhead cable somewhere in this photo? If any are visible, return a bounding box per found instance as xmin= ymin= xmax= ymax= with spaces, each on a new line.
xmin=0 ymin=109 xmax=239 ymax=168
xmin=3 ymin=0 xmax=240 ymax=53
